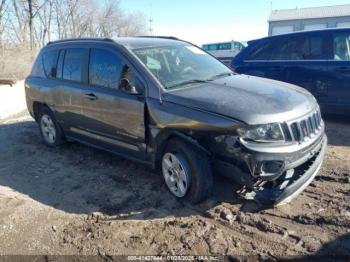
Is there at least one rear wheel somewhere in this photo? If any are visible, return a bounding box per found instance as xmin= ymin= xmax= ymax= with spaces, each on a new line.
xmin=38 ymin=107 xmax=64 ymax=147
xmin=161 ymin=139 xmax=213 ymax=204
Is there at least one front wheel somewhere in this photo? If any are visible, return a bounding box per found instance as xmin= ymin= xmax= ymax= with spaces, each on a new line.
xmin=161 ymin=139 xmax=213 ymax=204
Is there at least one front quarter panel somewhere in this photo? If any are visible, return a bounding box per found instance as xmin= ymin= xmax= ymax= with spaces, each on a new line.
xmin=145 ymin=97 xmax=245 ymax=167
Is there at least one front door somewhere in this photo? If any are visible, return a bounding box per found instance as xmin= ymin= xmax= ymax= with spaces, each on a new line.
xmin=75 ymin=47 xmax=146 ymax=160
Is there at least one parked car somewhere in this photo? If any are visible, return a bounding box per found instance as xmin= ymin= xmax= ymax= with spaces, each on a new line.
xmin=202 ymin=41 xmax=245 ymax=65
xmin=231 ymin=28 xmax=350 ymax=115
xmin=25 ymin=37 xmax=327 ymax=206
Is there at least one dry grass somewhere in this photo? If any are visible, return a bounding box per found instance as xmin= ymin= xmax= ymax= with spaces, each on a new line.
xmin=0 ymin=44 xmax=38 ymax=80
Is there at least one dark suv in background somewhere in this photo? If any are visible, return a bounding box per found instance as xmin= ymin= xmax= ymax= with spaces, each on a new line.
xmin=231 ymin=28 xmax=350 ymax=115
xmin=25 ymin=37 xmax=327 ymax=206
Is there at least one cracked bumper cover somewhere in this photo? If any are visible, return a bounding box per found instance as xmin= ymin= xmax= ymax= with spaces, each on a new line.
xmin=274 ymin=134 xmax=327 ymax=205
xmin=235 ymin=132 xmax=327 ymax=206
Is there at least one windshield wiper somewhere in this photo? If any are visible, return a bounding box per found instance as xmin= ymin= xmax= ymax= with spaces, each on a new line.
xmin=207 ymin=72 xmax=233 ymax=81
xmin=167 ymin=79 xmax=208 ymax=89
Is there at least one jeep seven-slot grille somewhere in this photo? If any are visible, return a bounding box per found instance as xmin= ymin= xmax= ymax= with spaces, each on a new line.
xmin=288 ymin=109 xmax=322 ymax=142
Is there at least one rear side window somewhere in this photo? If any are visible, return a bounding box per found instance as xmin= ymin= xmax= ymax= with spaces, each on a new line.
xmin=31 ymin=53 xmax=45 ymax=77
xmin=334 ymin=32 xmax=350 ymax=60
xmin=63 ymin=48 xmax=85 ymax=82
xmin=43 ymin=50 xmax=59 ymax=78
xmin=89 ymin=48 xmax=123 ymax=89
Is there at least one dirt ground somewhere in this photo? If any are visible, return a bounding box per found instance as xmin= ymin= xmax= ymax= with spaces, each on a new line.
xmin=0 ymin=108 xmax=349 ymax=260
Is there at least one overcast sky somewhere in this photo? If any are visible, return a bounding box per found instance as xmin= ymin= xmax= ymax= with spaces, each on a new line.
xmin=121 ymin=0 xmax=350 ymax=45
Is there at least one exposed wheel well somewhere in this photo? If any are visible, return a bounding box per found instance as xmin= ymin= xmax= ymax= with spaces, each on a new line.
xmin=32 ymin=102 xmax=48 ymax=122
xmin=153 ymin=131 xmax=211 ymax=170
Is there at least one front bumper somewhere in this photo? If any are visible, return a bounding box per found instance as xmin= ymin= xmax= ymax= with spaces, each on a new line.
xmin=238 ymin=134 xmax=327 ymax=206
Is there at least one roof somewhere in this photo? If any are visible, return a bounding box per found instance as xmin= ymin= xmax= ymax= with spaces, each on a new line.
xmin=114 ymin=37 xmax=186 ymax=49
xmin=269 ymin=4 xmax=350 ymax=22
xmin=46 ymin=36 xmax=186 ymax=49
xmin=248 ymin=27 xmax=350 ymax=44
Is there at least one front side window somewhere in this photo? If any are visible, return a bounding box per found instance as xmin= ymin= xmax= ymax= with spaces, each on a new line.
xmin=89 ymin=48 xmax=124 ymax=89
xmin=248 ymin=35 xmax=327 ymax=61
xmin=63 ymin=48 xmax=84 ymax=82
xmin=334 ymin=33 xmax=350 ymax=60
xmin=247 ymin=40 xmax=276 ymax=60
xmin=43 ymin=49 xmax=59 ymax=78
xmin=132 ymin=44 xmax=232 ymax=89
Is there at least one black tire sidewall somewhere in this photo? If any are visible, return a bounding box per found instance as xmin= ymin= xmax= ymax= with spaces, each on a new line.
xmin=162 ymin=139 xmax=213 ymax=204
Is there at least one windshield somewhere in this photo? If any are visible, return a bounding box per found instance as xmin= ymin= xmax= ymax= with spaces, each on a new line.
xmin=132 ymin=44 xmax=232 ymax=89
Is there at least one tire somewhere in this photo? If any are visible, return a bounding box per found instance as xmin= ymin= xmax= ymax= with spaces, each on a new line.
xmin=38 ymin=107 xmax=65 ymax=147
xmin=161 ymin=138 xmax=213 ymax=204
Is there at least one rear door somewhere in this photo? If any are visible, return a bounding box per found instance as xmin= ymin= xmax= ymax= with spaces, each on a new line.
xmin=76 ymin=46 xmax=146 ymax=160
xmin=44 ymin=47 xmax=88 ymax=134
xmin=327 ymin=30 xmax=350 ymax=114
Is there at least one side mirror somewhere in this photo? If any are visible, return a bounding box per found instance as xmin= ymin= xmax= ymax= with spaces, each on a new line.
xmin=119 ymin=78 xmax=141 ymax=95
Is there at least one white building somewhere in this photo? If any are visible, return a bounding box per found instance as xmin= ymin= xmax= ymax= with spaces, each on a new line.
xmin=268 ymin=4 xmax=350 ymax=36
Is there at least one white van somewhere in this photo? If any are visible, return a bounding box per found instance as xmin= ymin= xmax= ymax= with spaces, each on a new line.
xmin=202 ymin=41 xmax=245 ymax=65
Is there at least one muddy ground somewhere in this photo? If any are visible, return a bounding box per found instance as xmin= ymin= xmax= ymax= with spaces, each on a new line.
xmin=0 ymin=109 xmax=349 ymax=260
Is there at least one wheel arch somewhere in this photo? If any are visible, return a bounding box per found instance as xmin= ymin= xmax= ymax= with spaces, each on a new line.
xmin=32 ymin=101 xmax=49 ymax=122
xmin=151 ymin=129 xmax=211 ymax=169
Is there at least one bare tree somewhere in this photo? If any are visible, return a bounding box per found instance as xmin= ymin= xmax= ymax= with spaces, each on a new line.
xmin=0 ymin=0 xmax=147 ymax=79
xmin=0 ymin=0 xmax=7 ymax=40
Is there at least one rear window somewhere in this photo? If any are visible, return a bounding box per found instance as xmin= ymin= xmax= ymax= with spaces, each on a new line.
xmin=42 ymin=50 xmax=59 ymax=78
xmin=63 ymin=48 xmax=85 ymax=82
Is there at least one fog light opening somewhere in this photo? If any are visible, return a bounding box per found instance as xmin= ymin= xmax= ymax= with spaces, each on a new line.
xmin=259 ymin=161 xmax=285 ymax=181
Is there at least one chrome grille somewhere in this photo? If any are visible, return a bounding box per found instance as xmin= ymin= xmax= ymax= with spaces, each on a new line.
xmin=288 ymin=109 xmax=322 ymax=142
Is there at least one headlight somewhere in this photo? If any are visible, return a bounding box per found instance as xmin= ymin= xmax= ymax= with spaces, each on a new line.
xmin=237 ymin=123 xmax=285 ymax=142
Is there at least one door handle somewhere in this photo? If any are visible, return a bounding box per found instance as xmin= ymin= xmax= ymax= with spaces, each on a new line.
xmin=84 ymin=93 xmax=98 ymax=100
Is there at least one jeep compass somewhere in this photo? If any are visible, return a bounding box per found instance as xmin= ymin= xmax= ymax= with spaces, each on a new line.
xmin=25 ymin=37 xmax=327 ymax=206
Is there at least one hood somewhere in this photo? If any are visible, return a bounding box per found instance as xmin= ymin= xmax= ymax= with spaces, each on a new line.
xmin=163 ymin=74 xmax=318 ymax=125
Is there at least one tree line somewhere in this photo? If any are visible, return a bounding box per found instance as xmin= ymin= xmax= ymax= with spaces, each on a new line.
xmin=0 ymin=0 xmax=146 ymax=48
xmin=0 ymin=0 xmax=147 ymax=79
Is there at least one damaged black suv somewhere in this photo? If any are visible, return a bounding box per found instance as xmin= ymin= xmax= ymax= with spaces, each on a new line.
xmin=25 ymin=37 xmax=327 ymax=206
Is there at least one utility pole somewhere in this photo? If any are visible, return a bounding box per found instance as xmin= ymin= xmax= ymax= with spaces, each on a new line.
xmin=149 ymin=3 xmax=153 ymax=35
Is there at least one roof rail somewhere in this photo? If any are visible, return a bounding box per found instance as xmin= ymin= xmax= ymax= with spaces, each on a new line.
xmin=46 ymin=37 xmax=114 ymax=46
xmin=135 ymin=35 xmax=180 ymax=40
